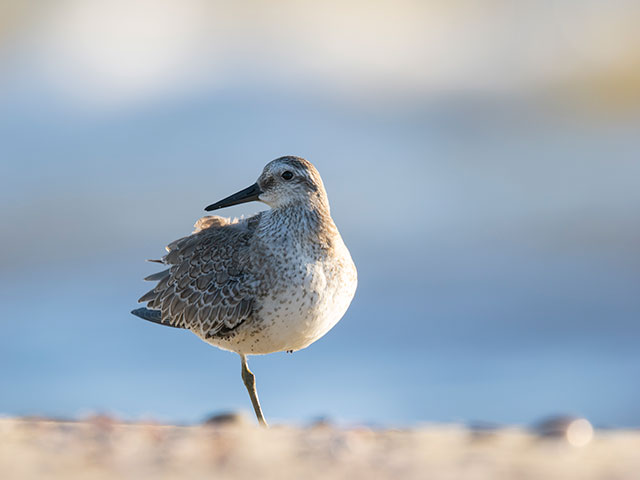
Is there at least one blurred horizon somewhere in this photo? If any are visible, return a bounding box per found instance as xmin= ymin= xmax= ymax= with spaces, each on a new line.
xmin=1 ymin=0 xmax=639 ymax=427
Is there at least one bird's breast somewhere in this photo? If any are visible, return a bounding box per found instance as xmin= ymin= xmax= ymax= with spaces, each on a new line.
xmin=247 ymin=242 xmax=357 ymax=354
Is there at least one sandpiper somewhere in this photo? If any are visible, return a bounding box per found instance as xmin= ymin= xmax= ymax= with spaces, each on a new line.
xmin=132 ymin=156 xmax=357 ymax=426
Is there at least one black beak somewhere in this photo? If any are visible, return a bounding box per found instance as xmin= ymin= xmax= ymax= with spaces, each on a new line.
xmin=205 ymin=183 xmax=263 ymax=211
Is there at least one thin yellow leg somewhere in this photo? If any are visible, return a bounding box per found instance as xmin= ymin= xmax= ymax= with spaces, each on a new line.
xmin=240 ymin=354 xmax=268 ymax=427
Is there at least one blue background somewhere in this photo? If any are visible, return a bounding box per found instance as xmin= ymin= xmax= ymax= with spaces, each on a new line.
xmin=1 ymin=1 xmax=639 ymax=427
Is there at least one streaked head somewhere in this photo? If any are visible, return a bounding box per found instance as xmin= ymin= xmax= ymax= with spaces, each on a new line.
xmin=205 ymin=156 xmax=329 ymax=212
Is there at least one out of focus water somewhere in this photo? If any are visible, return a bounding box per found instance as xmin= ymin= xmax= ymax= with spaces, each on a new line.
xmin=1 ymin=1 xmax=639 ymax=426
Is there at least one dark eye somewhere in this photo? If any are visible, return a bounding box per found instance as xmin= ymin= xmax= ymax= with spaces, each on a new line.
xmin=281 ymin=171 xmax=294 ymax=180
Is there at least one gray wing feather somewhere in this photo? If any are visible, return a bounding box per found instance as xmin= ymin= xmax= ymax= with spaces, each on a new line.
xmin=131 ymin=307 xmax=182 ymax=329
xmin=137 ymin=215 xmax=259 ymax=337
xmin=144 ymin=269 xmax=170 ymax=281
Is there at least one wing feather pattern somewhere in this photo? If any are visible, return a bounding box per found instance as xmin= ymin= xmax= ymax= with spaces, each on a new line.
xmin=136 ymin=215 xmax=260 ymax=337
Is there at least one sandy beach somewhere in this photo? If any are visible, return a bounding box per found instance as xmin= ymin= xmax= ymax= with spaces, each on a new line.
xmin=1 ymin=416 xmax=638 ymax=480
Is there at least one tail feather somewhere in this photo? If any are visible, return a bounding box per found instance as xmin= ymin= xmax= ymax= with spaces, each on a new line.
xmin=131 ymin=307 xmax=183 ymax=329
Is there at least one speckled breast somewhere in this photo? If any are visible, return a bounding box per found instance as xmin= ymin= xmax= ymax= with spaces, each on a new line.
xmin=212 ymin=240 xmax=357 ymax=355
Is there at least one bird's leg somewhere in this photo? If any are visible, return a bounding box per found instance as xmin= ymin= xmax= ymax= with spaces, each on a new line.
xmin=240 ymin=354 xmax=268 ymax=427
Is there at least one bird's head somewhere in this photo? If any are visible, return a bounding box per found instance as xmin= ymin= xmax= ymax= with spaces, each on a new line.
xmin=205 ymin=156 xmax=329 ymax=212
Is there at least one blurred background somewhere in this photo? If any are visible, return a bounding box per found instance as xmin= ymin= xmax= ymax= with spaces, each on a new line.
xmin=0 ymin=0 xmax=638 ymax=427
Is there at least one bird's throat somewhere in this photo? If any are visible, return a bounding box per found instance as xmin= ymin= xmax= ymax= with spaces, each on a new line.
xmin=260 ymin=203 xmax=338 ymax=250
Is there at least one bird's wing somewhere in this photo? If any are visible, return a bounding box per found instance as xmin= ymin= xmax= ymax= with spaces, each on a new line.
xmin=137 ymin=214 xmax=261 ymax=337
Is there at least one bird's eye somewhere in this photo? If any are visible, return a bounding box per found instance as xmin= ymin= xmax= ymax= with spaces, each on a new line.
xmin=281 ymin=171 xmax=294 ymax=180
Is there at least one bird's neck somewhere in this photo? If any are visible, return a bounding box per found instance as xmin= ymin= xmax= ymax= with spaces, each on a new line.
xmin=259 ymin=202 xmax=338 ymax=250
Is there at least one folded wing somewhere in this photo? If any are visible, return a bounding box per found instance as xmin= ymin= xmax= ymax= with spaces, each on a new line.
xmin=136 ymin=215 xmax=260 ymax=338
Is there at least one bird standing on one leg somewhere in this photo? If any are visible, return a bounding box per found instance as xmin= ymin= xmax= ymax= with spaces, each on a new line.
xmin=132 ymin=156 xmax=357 ymax=426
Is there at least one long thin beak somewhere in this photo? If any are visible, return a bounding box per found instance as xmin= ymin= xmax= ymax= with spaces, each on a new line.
xmin=205 ymin=183 xmax=263 ymax=211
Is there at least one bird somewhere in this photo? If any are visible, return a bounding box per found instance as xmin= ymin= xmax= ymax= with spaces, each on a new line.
xmin=131 ymin=156 xmax=357 ymax=426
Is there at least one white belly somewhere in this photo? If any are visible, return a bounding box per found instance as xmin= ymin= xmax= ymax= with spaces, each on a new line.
xmin=209 ymin=247 xmax=357 ymax=355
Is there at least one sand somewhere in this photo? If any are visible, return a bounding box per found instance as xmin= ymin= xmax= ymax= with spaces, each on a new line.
xmin=1 ymin=416 xmax=638 ymax=480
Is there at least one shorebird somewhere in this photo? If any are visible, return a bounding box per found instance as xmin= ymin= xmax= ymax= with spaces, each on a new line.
xmin=131 ymin=156 xmax=357 ymax=426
